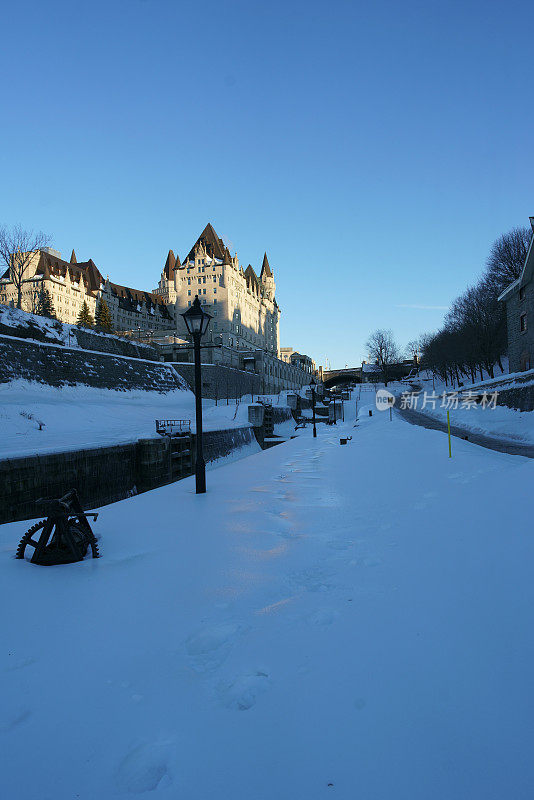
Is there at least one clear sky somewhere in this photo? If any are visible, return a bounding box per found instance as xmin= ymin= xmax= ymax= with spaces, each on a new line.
xmin=1 ymin=0 xmax=532 ymax=368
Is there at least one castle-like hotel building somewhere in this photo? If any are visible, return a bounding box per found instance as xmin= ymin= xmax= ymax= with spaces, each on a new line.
xmin=154 ymin=223 xmax=280 ymax=354
xmin=0 ymin=224 xmax=315 ymax=390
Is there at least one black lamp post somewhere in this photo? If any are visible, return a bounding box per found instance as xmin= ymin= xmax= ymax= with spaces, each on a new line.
xmin=310 ymin=376 xmax=317 ymax=438
xmin=181 ymin=296 xmax=212 ymax=494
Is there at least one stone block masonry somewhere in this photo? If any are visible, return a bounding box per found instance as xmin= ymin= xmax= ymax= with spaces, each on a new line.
xmin=0 ymin=335 xmax=185 ymax=393
xmin=0 ymin=425 xmax=260 ymax=523
xmin=0 ymin=308 xmax=158 ymax=360
xmin=172 ymin=363 xmax=266 ymax=401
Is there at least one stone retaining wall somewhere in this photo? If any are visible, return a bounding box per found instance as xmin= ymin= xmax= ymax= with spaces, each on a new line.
xmin=0 ymin=335 xmax=185 ymax=393
xmin=0 ymin=425 xmax=259 ymax=524
xmin=0 ymin=313 xmax=157 ymax=360
xmin=172 ymin=363 xmax=276 ymax=400
xmin=494 ymin=386 xmax=534 ymax=412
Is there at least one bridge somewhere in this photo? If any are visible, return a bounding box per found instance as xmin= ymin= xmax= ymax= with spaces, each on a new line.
xmin=322 ymin=367 xmax=363 ymax=388
xmin=323 ymin=360 xmax=417 ymax=389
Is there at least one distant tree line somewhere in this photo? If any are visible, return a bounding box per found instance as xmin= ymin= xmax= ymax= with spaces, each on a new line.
xmin=419 ymin=226 xmax=532 ymax=385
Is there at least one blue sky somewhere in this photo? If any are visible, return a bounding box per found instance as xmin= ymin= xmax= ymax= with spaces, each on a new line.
xmin=1 ymin=0 xmax=532 ymax=368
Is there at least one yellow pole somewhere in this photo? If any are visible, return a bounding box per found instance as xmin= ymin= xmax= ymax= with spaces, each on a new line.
xmin=447 ymin=410 xmax=452 ymax=458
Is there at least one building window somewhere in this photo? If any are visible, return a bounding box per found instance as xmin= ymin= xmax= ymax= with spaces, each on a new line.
xmin=188 ymin=290 xmax=191 ymax=296
xmin=520 ymin=287 xmax=526 ymax=301
xmin=520 ymin=313 xmax=527 ymax=332
xmin=213 ymin=288 xmax=217 ymax=294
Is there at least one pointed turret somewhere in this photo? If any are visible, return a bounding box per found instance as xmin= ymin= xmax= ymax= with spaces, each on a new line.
xmin=260 ymin=252 xmax=272 ymax=279
xmin=70 ymin=250 xmax=77 ymax=264
xmin=164 ymin=249 xmax=176 ymax=279
xmin=223 ymin=247 xmax=232 ymax=266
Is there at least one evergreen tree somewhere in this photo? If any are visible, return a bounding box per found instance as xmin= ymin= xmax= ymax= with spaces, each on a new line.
xmin=76 ymin=300 xmax=94 ymax=328
xmin=35 ymin=285 xmax=56 ymax=318
xmin=95 ymin=297 xmax=113 ymax=332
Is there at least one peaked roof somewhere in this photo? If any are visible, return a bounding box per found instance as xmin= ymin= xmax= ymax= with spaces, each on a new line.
xmin=245 ymin=264 xmax=260 ymax=293
xmin=498 ymin=218 xmax=534 ymax=302
xmin=164 ymin=249 xmax=176 ymax=279
xmin=184 ymin=223 xmax=226 ymax=262
xmin=70 ymin=250 xmax=77 ymax=264
xmin=260 ymin=252 xmax=272 ymax=279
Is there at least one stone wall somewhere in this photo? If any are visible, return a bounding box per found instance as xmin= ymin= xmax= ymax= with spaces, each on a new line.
xmin=0 ymin=443 xmax=138 ymax=524
xmin=495 ymin=386 xmax=534 ymax=412
xmin=73 ymin=329 xmax=157 ymax=360
xmin=0 ymin=335 xmax=185 ymax=393
xmin=0 ymin=424 xmax=259 ymax=524
xmin=172 ymin=363 xmax=270 ymax=400
xmin=505 ymin=287 xmax=534 ymax=374
xmin=0 ymin=309 xmax=157 ymax=360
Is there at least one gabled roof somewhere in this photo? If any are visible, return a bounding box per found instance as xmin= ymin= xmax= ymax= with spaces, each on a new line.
xmin=498 ymin=218 xmax=534 ymax=302
xmin=260 ymin=252 xmax=272 ymax=279
xmin=33 ymin=251 xmax=102 ymax=296
xmin=108 ymin=281 xmax=172 ymax=317
xmin=184 ymin=223 xmax=226 ymax=262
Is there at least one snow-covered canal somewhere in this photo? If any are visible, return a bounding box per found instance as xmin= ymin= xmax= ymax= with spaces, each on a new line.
xmin=2 ymin=400 xmax=534 ymax=799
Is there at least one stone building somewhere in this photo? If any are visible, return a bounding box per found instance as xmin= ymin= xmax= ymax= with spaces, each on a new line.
xmin=498 ymin=218 xmax=534 ymax=373
xmin=280 ymin=347 xmax=316 ymax=375
xmin=154 ymin=223 xmax=280 ymax=354
xmin=0 ymin=248 xmax=171 ymax=332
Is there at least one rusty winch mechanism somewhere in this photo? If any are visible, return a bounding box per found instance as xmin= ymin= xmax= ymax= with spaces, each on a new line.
xmin=16 ymin=489 xmax=100 ymax=565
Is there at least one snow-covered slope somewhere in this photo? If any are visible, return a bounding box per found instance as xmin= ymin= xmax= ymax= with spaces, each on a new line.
xmin=0 ymin=304 xmax=155 ymax=353
xmin=0 ymin=380 xmax=296 ymax=458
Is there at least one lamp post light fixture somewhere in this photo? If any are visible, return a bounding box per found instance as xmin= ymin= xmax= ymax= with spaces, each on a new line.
xmin=310 ymin=376 xmax=317 ymax=438
xmin=181 ymin=296 xmax=212 ymax=494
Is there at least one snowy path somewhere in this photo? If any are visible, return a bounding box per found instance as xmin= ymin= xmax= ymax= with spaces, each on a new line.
xmin=1 ymin=401 xmax=534 ymax=799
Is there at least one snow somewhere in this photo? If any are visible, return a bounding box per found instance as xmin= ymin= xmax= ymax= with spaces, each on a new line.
xmin=407 ymin=397 xmax=534 ymax=444
xmin=0 ymin=305 xmax=155 ymax=352
xmin=2 ymin=395 xmax=534 ymax=799
xmin=0 ymin=381 xmax=295 ymax=458
xmin=398 ymin=371 xmax=534 ymax=444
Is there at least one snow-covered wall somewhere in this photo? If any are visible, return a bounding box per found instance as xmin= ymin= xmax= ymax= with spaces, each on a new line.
xmin=0 ymin=305 xmax=158 ymax=360
xmin=0 ymin=335 xmax=186 ymax=393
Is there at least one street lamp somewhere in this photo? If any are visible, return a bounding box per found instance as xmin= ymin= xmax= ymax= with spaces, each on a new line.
xmin=181 ymin=296 xmax=212 ymax=494
xmin=310 ymin=376 xmax=317 ymax=438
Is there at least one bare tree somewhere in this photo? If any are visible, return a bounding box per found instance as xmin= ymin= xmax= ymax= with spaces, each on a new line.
xmin=366 ymin=329 xmax=401 ymax=386
xmin=485 ymin=226 xmax=532 ymax=292
xmin=0 ymin=224 xmax=51 ymax=309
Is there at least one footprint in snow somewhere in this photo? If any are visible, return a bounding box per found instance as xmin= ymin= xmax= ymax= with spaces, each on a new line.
xmin=185 ymin=622 xmax=244 ymax=674
xmin=114 ymin=741 xmax=173 ymax=794
xmin=308 ymin=608 xmax=339 ymax=627
xmin=218 ymin=670 xmax=271 ymax=710
xmin=289 ymin=566 xmax=337 ymax=593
